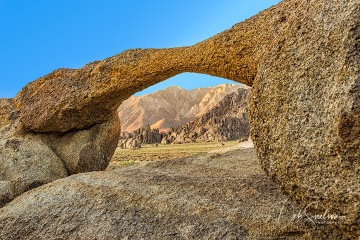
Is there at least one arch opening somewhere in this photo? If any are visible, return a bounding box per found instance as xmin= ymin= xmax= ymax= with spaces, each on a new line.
xmin=111 ymin=73 xmax=252 ymax=165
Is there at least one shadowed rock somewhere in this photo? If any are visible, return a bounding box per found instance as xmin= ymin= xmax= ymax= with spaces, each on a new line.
xmin=0 ymin=0 xmax=359 ymax=237
xmin=0 ymin=99 xmax=120 ymax=204
xmin=42 ymin=113 xmax=120 ymax=174
xmin=0 ymin=99 xmax=68 ymax=207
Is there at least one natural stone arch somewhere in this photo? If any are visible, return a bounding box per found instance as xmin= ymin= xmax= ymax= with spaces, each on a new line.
xmin=14 ymin=27 xmax=267 ymax=133
xmin=0 ymin=0 xmax=358 ymax=236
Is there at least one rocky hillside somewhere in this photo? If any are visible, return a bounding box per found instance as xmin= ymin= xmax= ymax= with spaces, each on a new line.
xmin=162 ymin=88 xmax=249 ymax=144
xmin=118 ymin=88 xmax=249 ymax=148
xmin=117 ymin=84 xmax=247 ymax=133
xmin=118 ymin=124 xmax=165 ymax=149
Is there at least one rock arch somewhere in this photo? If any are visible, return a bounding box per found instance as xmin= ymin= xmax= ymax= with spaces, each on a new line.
xmin=0 ymin=0 xmax=359 ymax=235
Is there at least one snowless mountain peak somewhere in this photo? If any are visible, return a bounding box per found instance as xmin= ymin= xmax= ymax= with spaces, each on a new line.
xmin=117 ymin=84 xmax=246 ymax=133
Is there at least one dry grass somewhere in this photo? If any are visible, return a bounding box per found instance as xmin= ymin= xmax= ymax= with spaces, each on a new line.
xmin=107 ymin=141 xmax=238 ymax=170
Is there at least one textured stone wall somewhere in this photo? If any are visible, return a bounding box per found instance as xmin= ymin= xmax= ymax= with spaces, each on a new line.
xmin=249 ymin=0 xmax=359 ymax=234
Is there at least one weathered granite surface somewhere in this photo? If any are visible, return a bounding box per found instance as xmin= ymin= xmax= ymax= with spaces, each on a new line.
xmin=0 ymin=99 xmax=120 ymax=205
xmin=249 ymin=0 xmax=360 ymax=235
xmin=0 ymin=100 xmax=68 ymax=207
xmin=0 ymin=149 xmax=350 ymax=239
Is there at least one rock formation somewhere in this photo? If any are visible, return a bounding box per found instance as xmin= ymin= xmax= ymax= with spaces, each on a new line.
xmin=118 ymin=84 xmax=245 ymax=133
xmin=0 ymin=0 xmax=358 ymax=237
xmin=42 ymin=113 xmax=120 ymax=174
xmin=0 ymin=99 xmax=67 ymax=207
xmin=118 ymin=124 xmax=165 ymax=148
xmin=163 ymin=88 xmax=249 ymax=144
xmin=249 ymin=0 xmax=360 ymax=235
xmin=0 ymin=149 xmax=349 ymax=239
xmin=119 ymin=88 xmax=249 ymax=147
xmin=0 ymin=98 xmax=120 ymax=205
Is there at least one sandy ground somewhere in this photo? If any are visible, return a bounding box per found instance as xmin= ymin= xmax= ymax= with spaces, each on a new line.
xmin=208 ymin=140 xmax=254 ymax=154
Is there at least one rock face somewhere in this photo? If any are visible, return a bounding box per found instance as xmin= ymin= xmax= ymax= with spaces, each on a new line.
xmin=0 ymin=99 xmax=68 ymax=207
xmin=118 ymin=84 xmax=245 ymax=133
xmin=164 ymin=88 xmax=249 ymax=144
xmin=0 ymin=99 xmax=16 ymax=128
xmin=0 ymin=99 xmax=120 ymax=205
xmin=118 ymin=124 xmax=165 ymax=148
xmin=43 ymin=113 xmax=120 ymax=174
xmin=0 ymin=149 xmax=349 ymax=239
xmin=0 ymin=0 xmax=358 ymax=237
xmin=249 ymin=0 xmax=360 ymax=235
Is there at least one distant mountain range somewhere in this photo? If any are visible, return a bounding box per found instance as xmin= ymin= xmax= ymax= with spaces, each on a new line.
xmin=117 ymin=84 xmax=248 ymax=133
xmin=118 ymin=85 xmax=250 ymax=148
xmin=161 ymin=87 xmax=250 ymax=144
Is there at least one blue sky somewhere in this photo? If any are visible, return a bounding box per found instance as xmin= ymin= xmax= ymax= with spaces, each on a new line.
xmin=0 ymin=1 xmax=280 ymax=98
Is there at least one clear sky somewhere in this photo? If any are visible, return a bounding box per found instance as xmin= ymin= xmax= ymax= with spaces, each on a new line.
xmin=0 ymin=0 xmax=280 ymax=98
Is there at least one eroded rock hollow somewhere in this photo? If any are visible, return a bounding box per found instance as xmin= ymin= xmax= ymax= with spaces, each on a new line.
xmin=0 ymin=0 xmax=358 ymax=237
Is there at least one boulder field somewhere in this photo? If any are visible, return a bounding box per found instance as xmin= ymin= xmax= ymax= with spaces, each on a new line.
xmin=0 ymin=0 xmax=358 ymax=237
